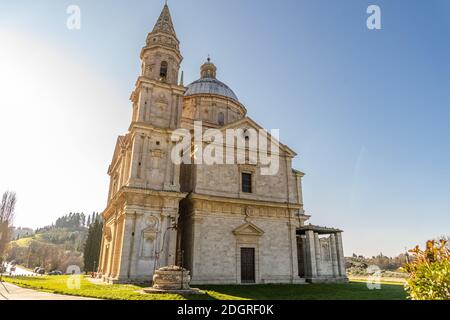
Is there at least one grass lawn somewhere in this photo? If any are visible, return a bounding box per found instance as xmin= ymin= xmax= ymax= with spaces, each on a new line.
xmin=1 ymin=276 xmax=407 ymax=300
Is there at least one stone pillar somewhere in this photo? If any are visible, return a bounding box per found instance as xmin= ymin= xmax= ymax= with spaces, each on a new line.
xmin=111 ymin=216 xmax=125 ymax=278
xmin=330 ymin=234 xmax=339 ymax=277
xmin=289 ymin=223 xmax=300 ymax=281
xmin=117 ymin=212 xmax=139 ymax=281
xmin=314 ymin=233 xmax=322 ymax=277
xmin=140 ymin=136 xmax=149 ymax=183
xmin=130 ymin=135 xmax=141 ymax=180
xmin=97 ymin=229 xmax=105 ymax=274
xmin=191 ymin=215 xmax=203 ymax=280
xmin=305 ymin=230 xmax=317 ymax=278
xmin=106 ymin=222 xmax=116 ymax=278
xmin=335 ymin=233 xmax=346 ymax=277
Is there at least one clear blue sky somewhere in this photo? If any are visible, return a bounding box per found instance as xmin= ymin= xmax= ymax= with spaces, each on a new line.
xmin=1 ymin=0 xmax=449 ymax=257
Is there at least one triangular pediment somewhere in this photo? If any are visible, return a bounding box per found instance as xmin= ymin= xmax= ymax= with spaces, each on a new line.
xmin=232 ymin=222 xmax=264 ymax=237
xmin=219 ymin=117 xmax=297 ymax=157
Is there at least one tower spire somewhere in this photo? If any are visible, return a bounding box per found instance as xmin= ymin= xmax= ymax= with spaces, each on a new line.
xmin=152 ymin=2 xmax=177 ymax=39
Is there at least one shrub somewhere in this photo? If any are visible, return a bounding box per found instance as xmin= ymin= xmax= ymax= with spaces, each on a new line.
xmin=403 ymin=240 xmax=450 ymax=300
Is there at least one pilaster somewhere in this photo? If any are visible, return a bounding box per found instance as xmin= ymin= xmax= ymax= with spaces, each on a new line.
xmin=330 ymin=234 xmax=339 ymax=277
xmin=305 ymin=230 xmax=317 ymax=278
xmin=314 ymin=233 xmax=322 ymax=277
xmin=335 ymin=232 xmax=346 ymax=277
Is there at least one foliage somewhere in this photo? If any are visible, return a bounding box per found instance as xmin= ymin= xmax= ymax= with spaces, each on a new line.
xmin=0 ymin=191 xmax=16 ymax=260
xmin=5 ymin=212 xmax=101 ymax=271
xmin=5 ymin=239 xmax=83 ymax=272
xmin=38 ymin=228 xmax=87 ymax=252
xmin=36 ymin=212 xmax=88 ymax=233
xmin=83 ymin=217 xmax=103 ymax=272
xmin=2 ymin=276 xmax=407 ymax=300
xmin=403 ymin=240 xmax=450 ymax=300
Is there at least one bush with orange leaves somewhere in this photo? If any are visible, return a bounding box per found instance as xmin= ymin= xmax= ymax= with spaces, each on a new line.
xmin=403 ymin=240 xmax=450 ymax=300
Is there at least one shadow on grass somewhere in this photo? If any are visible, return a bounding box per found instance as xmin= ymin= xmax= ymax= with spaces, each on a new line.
xmin=184 ymin=282 xmax=407 ymax=300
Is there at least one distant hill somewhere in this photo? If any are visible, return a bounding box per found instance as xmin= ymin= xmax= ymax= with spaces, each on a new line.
xmin=6 ymin=212 xmax=100 ymax=272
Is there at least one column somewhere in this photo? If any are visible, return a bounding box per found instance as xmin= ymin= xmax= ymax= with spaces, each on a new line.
xmin=118 ymin=212 xmax=139 ymax=280
xmin=335 ymin=232 xmax=346 ymax=277
xmin=140 ymin=136 xmax=149 ymax=183
xmin=330 ymin=234 xmax=339 ymax=277
xmin=305 ymin=230 xmax=317 ymax=278
xmin=289 ymin=223 xmax=300 ymax=281
xmin=112 ymin=216 xmax=125 ymax=278
xmin=97 ymin=230 xmax=105 ymax=275
xmin=130 ymin=135 xmax=141 ymax=180
xmin=191 ymin=215 xmax=203 ymax=279
xmin=163 ymin=138 xmax=173 ymax=189
xmin=314 ymin=233 xmax=322 ymax=277
xmin=106 ymin=222 xmax=116 ymax=278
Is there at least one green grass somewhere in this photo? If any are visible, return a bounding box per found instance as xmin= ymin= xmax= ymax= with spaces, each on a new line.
xmin=1 ymin=276 xmax=407 ymax=300
xmin=11 ymin=234 xmax=47 ymax=247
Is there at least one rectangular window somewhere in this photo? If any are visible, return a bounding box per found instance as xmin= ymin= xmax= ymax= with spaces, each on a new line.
xmin=242 ymin=173 xmax=252 ymax=193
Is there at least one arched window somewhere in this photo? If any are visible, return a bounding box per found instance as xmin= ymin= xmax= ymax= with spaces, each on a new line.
xmin=159 ymin=61 xmax=168 ymax=81
xmin=218 ymin=112 xmax=225 ymax=125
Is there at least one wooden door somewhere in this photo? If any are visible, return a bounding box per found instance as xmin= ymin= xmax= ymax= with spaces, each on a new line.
xmin=240 ymin=248 xmax=255 ymax=283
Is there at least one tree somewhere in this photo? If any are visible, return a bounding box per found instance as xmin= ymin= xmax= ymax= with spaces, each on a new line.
xmin=83 ymin=218 xmax=103 ymax=272
xmin=0 ymin=191 xmax=16 ymax=261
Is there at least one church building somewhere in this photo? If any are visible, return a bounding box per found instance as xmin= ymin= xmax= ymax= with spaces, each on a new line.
xmin=97 ymin=4 xmax=348 ymax=285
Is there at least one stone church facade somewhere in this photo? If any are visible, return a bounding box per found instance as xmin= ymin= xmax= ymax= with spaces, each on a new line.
xmin=97 ymin=4 xmax=348 ymax=285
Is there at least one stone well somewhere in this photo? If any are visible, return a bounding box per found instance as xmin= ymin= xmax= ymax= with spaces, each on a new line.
xmin=143 ymin=266 xmax=204 ymax=295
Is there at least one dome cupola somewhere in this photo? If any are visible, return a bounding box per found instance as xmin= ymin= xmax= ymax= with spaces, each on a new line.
xmin=185 ymin=58 xmax=239 ymax=102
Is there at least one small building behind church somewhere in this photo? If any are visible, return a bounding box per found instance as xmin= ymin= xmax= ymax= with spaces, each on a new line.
xmin=97 ymin=4 xmax=348 ymax=285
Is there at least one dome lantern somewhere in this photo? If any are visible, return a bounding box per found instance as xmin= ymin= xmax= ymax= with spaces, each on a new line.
xmin=200 ymin=56 xmax=217 ymax=79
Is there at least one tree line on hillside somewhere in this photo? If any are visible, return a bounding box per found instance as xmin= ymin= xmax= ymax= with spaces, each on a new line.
xmin=5 ymin=211 xmax=103 ymax=273
xmin=35 ymin=212 xmax=101 ymax=233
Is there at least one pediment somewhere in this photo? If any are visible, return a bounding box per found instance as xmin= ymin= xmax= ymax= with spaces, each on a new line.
xmin=219 ymin=117 xmax=297 ymax=157
xmin=232 ymin=222 xmax=264 ymax=237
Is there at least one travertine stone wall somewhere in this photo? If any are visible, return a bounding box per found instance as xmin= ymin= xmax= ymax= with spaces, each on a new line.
xmin=179 ymin=197 xmax=302 ymax=285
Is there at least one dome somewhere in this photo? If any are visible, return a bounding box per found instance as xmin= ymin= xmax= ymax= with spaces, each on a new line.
xmin=185 ymin=77 xmax=239 ymax=102
xmin=184 ymin=58 xmax=239 ymax=102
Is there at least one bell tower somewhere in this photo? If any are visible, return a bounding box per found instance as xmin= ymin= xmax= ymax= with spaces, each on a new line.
xmin=128 ymin=3 xmax=185 ymax=190
xmin=98 ymin=4 xmax=186 ymax=284
xmin=130 ymin=3 xmax=183 ymax=130
xmin=141 ymin=4 xmax=182 ymax=85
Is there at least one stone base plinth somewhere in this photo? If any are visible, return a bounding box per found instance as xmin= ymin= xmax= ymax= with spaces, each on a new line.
xmin=152 ymin=266 xmax=191 ymax=290
xmin=143 ymin=266 xmax=205 ymax=295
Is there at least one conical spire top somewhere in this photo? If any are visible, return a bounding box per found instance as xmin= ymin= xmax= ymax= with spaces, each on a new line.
xmin=152 ymin=3 xmax=177 ymax=38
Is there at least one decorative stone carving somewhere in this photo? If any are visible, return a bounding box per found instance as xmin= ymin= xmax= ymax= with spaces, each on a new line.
xmin=104 ymin=227 xmax=112 ymax=242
